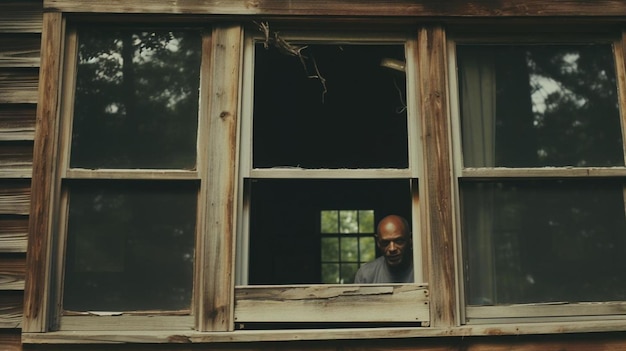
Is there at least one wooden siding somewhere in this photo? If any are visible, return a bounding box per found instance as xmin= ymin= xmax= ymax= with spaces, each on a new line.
xmin=0 ymin=1 xmax=42 ymax=350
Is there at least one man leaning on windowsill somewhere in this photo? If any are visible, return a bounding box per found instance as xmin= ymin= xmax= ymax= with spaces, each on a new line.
xmin=354 ymin=215 xmax=414 ymax=284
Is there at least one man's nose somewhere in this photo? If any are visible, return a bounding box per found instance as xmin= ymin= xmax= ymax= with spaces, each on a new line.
xmin=389 ymin=242 xmax=397 ymax=251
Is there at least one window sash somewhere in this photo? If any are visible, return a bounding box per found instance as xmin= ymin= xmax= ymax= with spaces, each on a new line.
xmin=234 ymin=31 xmax=427 ymax=324
xmin=448 ymin=36 xmax=626 ymax=322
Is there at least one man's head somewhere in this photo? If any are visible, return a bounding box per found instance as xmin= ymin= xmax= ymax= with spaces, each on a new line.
xmin=376 ymin=215 xmax=412 ymax=269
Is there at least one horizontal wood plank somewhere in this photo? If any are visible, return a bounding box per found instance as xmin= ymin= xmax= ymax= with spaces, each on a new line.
xmin=0 ymin=34 xmax=41 ymax=68
xmin=43 ymin=0 xmax=626 ymax=17
xmin=0 ymin=69 xmax=39 ymax=104
xmin=0 ymin=331 xmax=21 ymax=351
xmin=0 ymin=292 xmax=23 ymax=329
xmin=0 ymin=1 xmax=42 ymax=33
xmin=0 ymin=142 xmax=33 ymax=178
xmin=235 ymin=284 xmax=429 ymax=323
xmin=467 ymin=302 xmax=626 ymax=320
xmin=0 ymin=216 xmax=28 ymax=253
xmin=0 ymin=255 xmax=25 ymax=290
xmin=20 ymin=320 xmax=626 ymax=345
xmin=0 ymin=181 xmax=30 ymax=215
xmin=0 ymin=104 xmax=37 ymax=141
xmin=462 ymin=167 xmax=626 ymax=178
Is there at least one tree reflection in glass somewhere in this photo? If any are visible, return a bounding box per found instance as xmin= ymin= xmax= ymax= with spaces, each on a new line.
xmin=458 ymin=44 xmax=623 ymax=168
xmin=70 ymin=29 xmax=201 ymax=169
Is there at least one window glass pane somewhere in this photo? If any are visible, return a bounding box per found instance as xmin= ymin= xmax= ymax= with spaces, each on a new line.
xmin=247 ymin=179 xmax=411 ymax=285
xmin=360 ymin=237 xmax=376 ymax=263
xmin=341 ymin=263 xmax=359 ymax=284
xmin=71 ymin=29 xmax=202 ymax=169
xmin=321 ymin=263 xmax=339 ymax=284
xmin=321 ymin=210 xmax=338 ymax=233
xmin=321 ymin=237 xmax=339 ymax=261
xmin=64 ymin=181 xmax=197 ymax=311
xmin=340 ymin=237 xmax=359 ymax=262
xmin=253 ymin=43 xmax=408 ymax=169
xmin=457 ymin=44 xmax=623 ymax=168
xmin=462 ymin=179 xmax=626 ymax=305
xmin=340 ymin=210 xmax=358 ymax=233
xmin=359 ymin=210 xmax=375 ymax=233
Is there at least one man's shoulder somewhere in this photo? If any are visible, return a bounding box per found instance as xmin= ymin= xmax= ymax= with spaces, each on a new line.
xmin=354 ymin=257 xmax=386 ymax=284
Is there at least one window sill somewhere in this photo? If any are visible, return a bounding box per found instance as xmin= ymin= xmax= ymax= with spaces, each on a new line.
xmin=21 ymin=319 xmax=626 ymax=345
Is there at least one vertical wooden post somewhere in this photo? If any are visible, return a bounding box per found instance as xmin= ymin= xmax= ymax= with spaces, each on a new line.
xmin=23 ymin=11 xmax=63 ymax=333
xmin=196 ymin=23 xmax=242 ymax=332
xmin=416 ymin=24 xmax=457 ymax=328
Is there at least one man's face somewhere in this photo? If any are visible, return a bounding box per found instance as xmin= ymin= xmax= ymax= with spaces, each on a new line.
xmin=376 ymin=222 xmax=411 ymax=268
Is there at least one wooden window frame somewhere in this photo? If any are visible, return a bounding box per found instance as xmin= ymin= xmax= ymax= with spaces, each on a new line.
xmin=23 ymin=13 xmax=244 ymax=334
xmin=447 ymin=32 xmax=626 ymax=325
xmin=234 ymin=28 xmax=430 ymax=326
xmin=23 ymin=0 xmax=626 ymax=345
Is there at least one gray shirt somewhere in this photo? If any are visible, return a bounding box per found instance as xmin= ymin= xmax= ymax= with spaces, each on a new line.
xmin=353 ymin=256 xmax=414 ymax=284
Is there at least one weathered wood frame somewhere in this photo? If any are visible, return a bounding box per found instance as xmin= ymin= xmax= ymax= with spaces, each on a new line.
xmin=21 ymin=0 xmax=626 ymax=345
xmin=234 ymin=28 xmax=430 ymax=325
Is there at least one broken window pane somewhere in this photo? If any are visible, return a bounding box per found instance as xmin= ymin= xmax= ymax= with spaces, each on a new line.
xmin=247 ymin=179 xmax=411 ymax=285
xmin=253 ymin=44 xmax=408 ymax=169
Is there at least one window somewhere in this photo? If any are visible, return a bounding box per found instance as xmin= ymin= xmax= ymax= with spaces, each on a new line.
xmin=451 ymin=38 xmax=626 ymax=322
xmin=53 ymin=25 xmax=203 ymax=330
xmin=320 ymin=209 xmax=376 ymax=284
xmin=234 ymin=29 xmax=428 ymax=325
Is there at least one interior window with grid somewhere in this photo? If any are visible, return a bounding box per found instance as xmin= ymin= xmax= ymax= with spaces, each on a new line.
xmin=454 ymin=40 xmax=626 ymax=319
xmin=320 ymin=209 xmax=376 ymax=284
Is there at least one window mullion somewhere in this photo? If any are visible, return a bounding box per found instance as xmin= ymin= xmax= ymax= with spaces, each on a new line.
xmin=196 ymin=23 xmax=243 ymax=332
xmin=416 ymin=24 xmax=457 ymax=328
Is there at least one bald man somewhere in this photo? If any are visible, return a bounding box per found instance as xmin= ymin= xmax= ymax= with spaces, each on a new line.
xmin=354 ymin=215 xmax=414 ymax=284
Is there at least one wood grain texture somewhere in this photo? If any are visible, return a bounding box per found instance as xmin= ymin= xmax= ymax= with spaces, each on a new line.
xmin=0 ymin=330 xmax=21 ymax=351
xmin=0 ymin=104 xmax=36 ymax=141
xmin=0 ymin=34 xmax=41 ymax=68
xmin=0 ymin=181 xmax=30 ymax=215
xmin=43 ymin=0 xmax=626 ymax=17
xmin=0 ymin=216 xmax=28 ymax=253
xmin=23 ymin=11 xmax=63 ymax=333
xmin=0 ymin=0 xmax=42 ymax=33
xmin=20 ymin=329 xmax=626 ymax=349
xmin=0 ymin=292 xmax=23 ymax=328
xmin=235 ymin=285 xmax=429 ymax=323
xmin=0 ymin=142 xmax=33 ymax=179
xmin=0 ymin=255 xmax=26 ymax=291
xmin=416 ymin=25 xmax=456 ymax=328
xmin=0 ymin=69 xmax=39 ymax=104
xmin=197 ymin=24 xmax=242 ymax=332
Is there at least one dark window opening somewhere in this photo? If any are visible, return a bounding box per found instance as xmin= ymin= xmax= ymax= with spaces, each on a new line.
xmin=247 ymin=179 xmax=412 ymax=285
xmin=253 ymin=43 xmax=408 ymax=169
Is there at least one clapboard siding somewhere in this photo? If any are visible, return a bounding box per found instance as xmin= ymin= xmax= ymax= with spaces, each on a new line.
xmin=0 ymin=142 xmax=33 ymax=179
xmin=0 ymin=34 xmax=41 ymax=68
xmin=0 ymin=255 xmax=25 ymax=291
xmin=0 ymin=1 xmax=42 ymax=34
xmin=0 ymin=216 xmax=28 ymax=253
xmin=0 ymin=69 xmax=39 ymax=104
xmin=0 ymin=1 xmax=40 ymax=349
xmin=0 ymin=181 xmax=30 ymax=216
xmin=0 ymin=104 xmax=37 ymax=142
xmin=0 ymin=292 xmax=22 ymax=329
